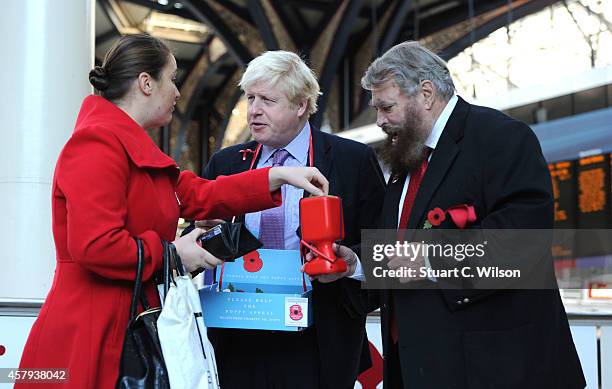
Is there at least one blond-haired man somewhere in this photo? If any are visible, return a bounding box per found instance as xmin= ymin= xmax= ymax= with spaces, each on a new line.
xmin=200 ymin=51 xmax=385 ymax=388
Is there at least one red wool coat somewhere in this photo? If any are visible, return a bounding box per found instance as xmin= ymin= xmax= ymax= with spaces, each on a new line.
xmin=17 ymin=95 xmax=280 ymax=388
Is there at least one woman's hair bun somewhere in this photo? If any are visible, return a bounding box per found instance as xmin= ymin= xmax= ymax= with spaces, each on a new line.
xmin=89 ymin=66 xmax=109 ymax=91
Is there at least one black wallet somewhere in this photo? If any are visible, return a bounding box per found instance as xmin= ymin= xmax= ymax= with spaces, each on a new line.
xmin=197 ymin=222 xmax=262 ymax=261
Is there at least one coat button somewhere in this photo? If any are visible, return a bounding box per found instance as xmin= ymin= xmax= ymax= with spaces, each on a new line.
xmin=456 ymin=300 xmax=462 ymax=305
xmin=463 ymin=297 xmax=470 ymax=304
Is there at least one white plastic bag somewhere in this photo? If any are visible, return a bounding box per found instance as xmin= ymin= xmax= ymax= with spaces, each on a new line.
xmin=157 ymin=243 xmax=219 ymax=389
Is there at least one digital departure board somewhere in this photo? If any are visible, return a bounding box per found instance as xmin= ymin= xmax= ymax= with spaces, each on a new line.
xmin=549 ymin=161 xmax=577 ymax=258
xmin=547 ymin=153 xmax=611 ymax=229
xmin=548 ymin=153 xmax=611 ymax=259
xmin=542 ymin=147 xmax=612 ymax=268
xmin=549 ymin=161 xmax=576 ymax=227
xmin=577 ymin=153 xmax=610 ymax=228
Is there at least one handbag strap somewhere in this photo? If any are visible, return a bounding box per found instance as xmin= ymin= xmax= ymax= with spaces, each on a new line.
xmin=162 ymin=240 xmax=173 ymax=299
xmin=159 ymin=240 xmax=188 ymax=302
xmin=129 ymin=237 xmax=146 ymax=320
xmin=168 ymin=243 xmax=186 ymax=277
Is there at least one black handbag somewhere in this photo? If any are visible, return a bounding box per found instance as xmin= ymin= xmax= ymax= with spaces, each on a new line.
xmin=115 ymin=238 xmax=170 ymax=389
xmin=197 ymin=221 xmax=262 ymax=262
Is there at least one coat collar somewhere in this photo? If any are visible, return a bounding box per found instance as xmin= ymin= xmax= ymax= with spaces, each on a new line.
xmin=230 ymin=126 xmax=333 ymax=178
xmin=384 ymin=176 xmax=405 ymax=229
xmin=405 ymin=96 xmax=469 ymax=229
xmin=75 ymin=95 xmax=178 ymax=170
xmin=310 ymin=127 xmax=333 ymax=179
xmin=230 ymin=140 xmax=260 ymax=174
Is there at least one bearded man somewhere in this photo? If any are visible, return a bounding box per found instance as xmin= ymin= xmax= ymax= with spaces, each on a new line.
xmin=308 ymin=41 xmax=585 ymax=389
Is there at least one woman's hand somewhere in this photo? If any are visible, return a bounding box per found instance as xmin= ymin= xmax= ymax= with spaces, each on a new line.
xmin=172 ymin=227 xmax=223 ymax=272
xmin=269 ymin=166 xmax=329 ymax=196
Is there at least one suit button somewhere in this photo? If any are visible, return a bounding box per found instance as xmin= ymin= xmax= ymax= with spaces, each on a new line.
xmin=463 ymin=297 xmax=470 ymax=304
xmin=456 ymin=300 xmax=462 ymax=305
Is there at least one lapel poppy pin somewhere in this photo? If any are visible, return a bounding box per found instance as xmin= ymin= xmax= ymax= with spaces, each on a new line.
xmin=425 ymin=207 xmax=446 ymax=229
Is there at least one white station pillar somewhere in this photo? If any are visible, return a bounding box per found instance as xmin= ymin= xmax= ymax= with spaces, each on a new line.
xmin=0 ymin=1 xmax=95 ymax=301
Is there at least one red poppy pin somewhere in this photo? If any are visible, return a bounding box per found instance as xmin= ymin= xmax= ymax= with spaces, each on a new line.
xmin=427 ymin=207 xmax=446 ymax=227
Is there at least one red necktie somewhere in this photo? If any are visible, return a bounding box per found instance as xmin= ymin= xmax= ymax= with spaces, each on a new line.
xmin=398 ymin=148 xmax=431 ymax=231
xmin=392 ymin=148 xmax=430 ymax=344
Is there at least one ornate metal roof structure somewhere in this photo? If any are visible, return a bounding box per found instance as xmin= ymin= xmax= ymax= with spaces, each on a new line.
xmin=95 ymin=0 xmax=561 ymax=172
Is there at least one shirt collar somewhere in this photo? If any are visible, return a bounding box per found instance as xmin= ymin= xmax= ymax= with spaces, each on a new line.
xmin=260 ymin=121 xmax=310 ymax=165
xmin=425 ymin=94 xmax=458 ymax=151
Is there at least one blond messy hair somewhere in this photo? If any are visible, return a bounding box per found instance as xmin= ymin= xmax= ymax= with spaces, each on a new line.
xmin=239 ymin=50 xmax=321 ymax=116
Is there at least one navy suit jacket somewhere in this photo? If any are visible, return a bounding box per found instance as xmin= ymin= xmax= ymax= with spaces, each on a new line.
xmin=200 ymin=128 xmax=386 ymax=388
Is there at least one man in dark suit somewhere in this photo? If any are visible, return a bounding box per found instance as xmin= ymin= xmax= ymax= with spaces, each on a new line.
xmin=314 ymin=41 xmax=585 ymax=388
xmin=199 ymin=50 xmax=385 ymax=388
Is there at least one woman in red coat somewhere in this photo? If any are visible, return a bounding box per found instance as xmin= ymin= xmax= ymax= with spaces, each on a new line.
xmin=16 ymin=34 xmax=327 ymax=389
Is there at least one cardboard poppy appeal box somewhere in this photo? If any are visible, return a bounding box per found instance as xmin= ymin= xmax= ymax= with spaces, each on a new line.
xmin=199 ymin=249 xmax=313 ymax=331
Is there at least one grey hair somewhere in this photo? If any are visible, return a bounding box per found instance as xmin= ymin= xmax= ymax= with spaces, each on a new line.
xmin=361 ymin=41 xmax=455 ymax=101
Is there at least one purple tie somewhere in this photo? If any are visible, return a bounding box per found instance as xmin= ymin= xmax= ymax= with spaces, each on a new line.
xmin=259 ymin=149 xmax=290 ymax=249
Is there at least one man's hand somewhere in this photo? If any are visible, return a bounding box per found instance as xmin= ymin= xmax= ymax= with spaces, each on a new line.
xmin=301 ymin=243 xmax=358 ymax=283
xmin=387 ymin=242 xmax=426 ymax=283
